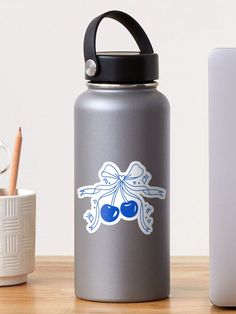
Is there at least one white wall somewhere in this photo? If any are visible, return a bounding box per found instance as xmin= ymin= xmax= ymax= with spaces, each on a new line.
xmin=0 ymin=0 xmax=234 ymax=255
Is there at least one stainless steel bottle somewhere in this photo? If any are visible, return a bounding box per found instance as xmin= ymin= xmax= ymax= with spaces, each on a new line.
xmin=74 ymin=10 xmax=170 ymax=302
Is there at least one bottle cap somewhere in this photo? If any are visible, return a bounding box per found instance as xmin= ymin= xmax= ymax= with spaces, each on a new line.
xmin=83 ymin=10 xmax=158 ymax=84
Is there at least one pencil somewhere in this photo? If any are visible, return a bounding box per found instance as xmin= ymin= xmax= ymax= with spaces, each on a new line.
xmin=8 ymin=127 xmax=23 ymax=196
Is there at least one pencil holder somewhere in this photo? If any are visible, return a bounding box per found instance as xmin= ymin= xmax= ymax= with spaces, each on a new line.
xmin=0 ymin=189 xmax=36 ymax=286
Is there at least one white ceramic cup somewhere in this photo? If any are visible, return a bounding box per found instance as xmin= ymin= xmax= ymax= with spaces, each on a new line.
xmin=0 ymin=189 xmax=36 ymax=286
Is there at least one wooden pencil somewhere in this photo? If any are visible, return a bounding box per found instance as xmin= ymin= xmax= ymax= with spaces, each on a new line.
xmin=8 ymin=127 xmax=23 ymax=196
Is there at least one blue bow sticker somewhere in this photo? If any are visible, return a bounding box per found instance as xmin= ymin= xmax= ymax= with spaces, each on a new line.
xmin=77 ymin=161 xmax=166 ymax=235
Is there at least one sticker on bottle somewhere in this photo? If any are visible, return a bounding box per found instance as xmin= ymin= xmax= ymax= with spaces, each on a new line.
xmin=77 ymin=161 xmax=166 ymax=235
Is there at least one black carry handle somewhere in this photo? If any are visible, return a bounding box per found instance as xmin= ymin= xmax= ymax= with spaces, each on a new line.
xmin=84 ymin=10 xmax=154 ymax=75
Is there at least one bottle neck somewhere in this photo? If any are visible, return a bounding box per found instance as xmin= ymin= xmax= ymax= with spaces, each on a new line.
xmin=86 ymin=81 xmax=158 ymax=90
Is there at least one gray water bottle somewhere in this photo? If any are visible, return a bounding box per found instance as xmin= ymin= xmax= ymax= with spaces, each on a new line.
xmin=74 ymin=10 xmax=170 ymax=302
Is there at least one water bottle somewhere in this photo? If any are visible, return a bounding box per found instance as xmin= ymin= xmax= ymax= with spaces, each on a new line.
xmin=74 ymin=10 xmax=170 ymax=302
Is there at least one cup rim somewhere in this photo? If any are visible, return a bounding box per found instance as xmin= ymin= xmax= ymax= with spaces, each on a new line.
xmin=0 ymin=188 xmax=36 ymax=198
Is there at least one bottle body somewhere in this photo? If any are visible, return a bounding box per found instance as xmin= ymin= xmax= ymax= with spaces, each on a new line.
xmin=74 ymin=83 xmax=170 ymax=302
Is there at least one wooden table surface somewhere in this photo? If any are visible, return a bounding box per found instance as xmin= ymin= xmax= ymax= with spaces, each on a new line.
xmin=0 ymin=256 xmax=232 ymax=314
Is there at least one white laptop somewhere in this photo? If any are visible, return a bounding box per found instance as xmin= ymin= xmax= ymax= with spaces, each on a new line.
xmin=209 ymin=48 xmax=236 ymax=306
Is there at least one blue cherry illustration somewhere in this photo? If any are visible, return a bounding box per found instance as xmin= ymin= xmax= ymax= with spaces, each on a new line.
xmin=120 ymin=200 xmax=138 ymax=218
xmin=101 ymin=204 xmax=120 ymax=222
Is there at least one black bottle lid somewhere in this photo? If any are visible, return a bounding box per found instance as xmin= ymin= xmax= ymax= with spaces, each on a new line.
xmin=83 ymin=10 xmax=158 ymax=84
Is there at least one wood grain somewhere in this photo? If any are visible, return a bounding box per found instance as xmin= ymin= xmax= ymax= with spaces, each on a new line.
xmin=0 ymin=256 xmax=232 ymax=314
